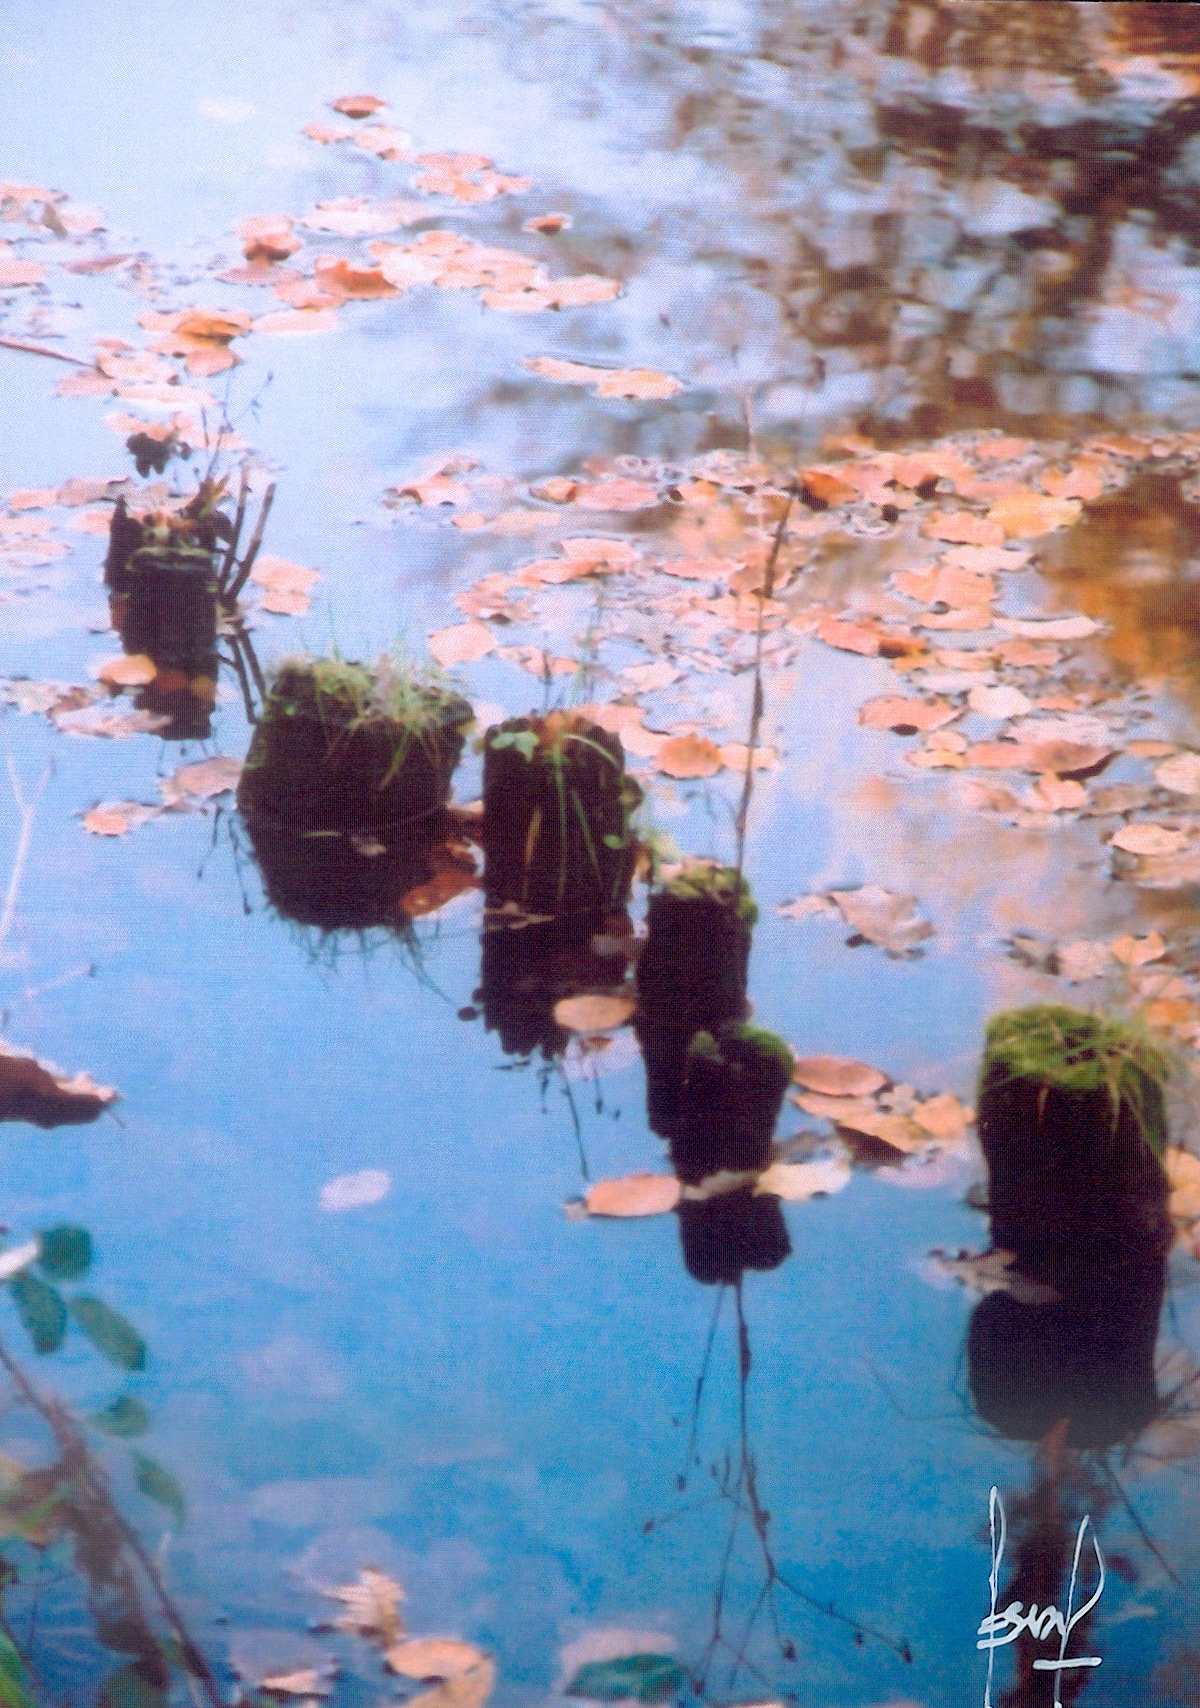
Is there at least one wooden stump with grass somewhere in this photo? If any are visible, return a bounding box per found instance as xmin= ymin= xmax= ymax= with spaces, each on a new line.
xmin=481 ymin=711 xmax=642 ymax=919
xmin=238 ymin=655 xmax=474 ymax=836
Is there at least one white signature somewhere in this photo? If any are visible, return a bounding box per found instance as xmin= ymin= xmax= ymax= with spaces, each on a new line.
xmin=978 ymin=1487 xmax=1105 ymax=1708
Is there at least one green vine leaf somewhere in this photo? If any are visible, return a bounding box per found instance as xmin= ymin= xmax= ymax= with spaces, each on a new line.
xmin=68 ymin=1298 xmax=147 ymax=1371
xmin=0 ymin=1629 xmax=36 ymax=1708
xmin=132 ymin=1455 xmax=186 ymax=1526
xmin=8 ymin=1273 xmax=67 ymax=1355
xmin=37 ymin=1226 xmax=93 ymax=1281
xmin=91 ymin=1395 xmax=152 ymax=1438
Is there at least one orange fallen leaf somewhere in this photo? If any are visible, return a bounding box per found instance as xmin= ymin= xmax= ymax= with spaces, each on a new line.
xmin=168 ymin=756 xmax=243 ymax=800
xmin=911 ymin=1093 xmax=973 ymax=1141
xmin=965 ymin=741 xmax=1038 ymax=770
xmin=918 ymin=606 xmax=995 ymax=632
xmin=428 ymin=622 xmax=495 ymax=666
xmin=354 ymin=125 xmax=413 ymax=161
xmin=399 ymin=864 xmax=480 ymax=917
xmin=0 ymin=253 xmax=46 ymax=287
xmin=585 ymin=1174 xmax=681 ymax=1217
xmin=571 ymin=480 xmax=661 ymax=511
xmin=82 ymin=801 xmax=159 ymax=836
xmin=892 ymin=565 xmax=995 ymax=608
xmin=655 ymin=733 xmax=723 ymax=778
xmin=792 ymin=1056 xmax=887 ymax=1097
xmin=718 ymin=742 xmax=778 ymax=771
xmin=859 ymin=696 xmax=958 ymax=733
xmin=523 ymin=356 xmax=680 ymax=398
xmin=554 ymin=993 xmax=636 ymax=1032
xmin=798 ymin=468 xmax=855 ymax=507
xmin=301 ymin=197 xmax=423 ymax=236
xmin=530 ymin=476 xmax=577 ymax=503
xmin=994 ymin=638 xmax=1061 ymax=668
xmin=234 ymin=215 xmax=301 ymax=261
xmin=921 ymin=511 xmax=1004 ymax=546
xmin=523 ymin=212 xmax=572 ymax=234
xmin=810 ymin=614 xmax=882 ymax=655
xmin=1112 ymin=932 xmax=1166 ymax=967
xmin=657 ymin=556 xmax=736 ymax=581
xmin=1038 ymin=462 xmax=1109 ymax=502
xmin=7 ymin=488 xmax=59 ymax=511
xmin=95 ymin=653 xmax=156 ymax=687
xmin=385 ymin=1640 xmax=487 ymax=1681
xmin=1025 ymin=774 xmax=1087 ymax=812
xmin=986 ymin=493 xmax=1081 ymax=538
xmin=1110 ymin=823 xmax=1189 ymax=856
xmin=312 ymin=256 xmax=398 ymax=300
xmin=331 ymin=94 xmax=388 ymax=117
xmin=302 ymin=121 xmax=356 ymax=144
xmin=252 ymin=308 xmax=341 ymax=334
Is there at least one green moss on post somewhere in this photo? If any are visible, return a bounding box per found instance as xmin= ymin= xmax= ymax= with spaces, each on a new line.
xmin=238 ymin=654 xmax=473 ymax=835
xmin=481 ymin=712 xmax=642 ymax=917
xmin=669 ymin=1024 xmax=794 ymax=1183
xmin=977 ymin=1004 xmax=1172 ymax=1288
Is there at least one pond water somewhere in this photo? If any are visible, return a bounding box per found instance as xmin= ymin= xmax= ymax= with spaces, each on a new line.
xmin=2 ymin=3 xmax=1200 ymax=1706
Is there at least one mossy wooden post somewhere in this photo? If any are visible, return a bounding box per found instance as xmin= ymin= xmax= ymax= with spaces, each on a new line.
xmin=118 ymin=545 xmax=219 ymax=740
xmin=238 ymin=658 xmax=474 ymax=836
xmin=971 ymin=1004 xmax=1171 ymax=1448
xmin=481 ymin=712 xmax=642 ymax=920
xmin=977 ymin=1005 xmax=1172 ymax=1289
xmin=669 ymin=1026 xmax=794 ymax=1283
xmin=635 ymin=864 xmax=756 ymax=1141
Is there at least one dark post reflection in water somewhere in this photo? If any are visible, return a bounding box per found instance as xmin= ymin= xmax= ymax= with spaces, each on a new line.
xmin=964 ymin=1008 xmax=1175 ymax=1704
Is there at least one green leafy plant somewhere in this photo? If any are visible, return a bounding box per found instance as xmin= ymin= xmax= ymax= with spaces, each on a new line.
xmin=0 ymin=1227 xmax=216 ymax=1708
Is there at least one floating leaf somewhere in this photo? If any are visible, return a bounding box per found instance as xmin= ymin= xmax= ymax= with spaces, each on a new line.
xmin=994 ymin=614 xmax=1101 ymax=641
xmin=584 ymin=1175 xmax=681 ymax=1218
xmin=858 ymin=696 xmax=957 ymax=734
xmin=68 ymin=1297 xmax=146 ymax=1370
xmin=755 ymin=1157 xmax=851 ymax=1201
xmin=564 ymin=1654 xmax=687 ymax=1703
xmin=553 ymin=995 xmax=636 ymax=1033
xmin=828 ymin=885 xmax=934 ymax=956
xmin=1155 ymin=752 xmax=1200 ymax=796
xmin=406 ymin=1656 xmax=494 ymax=1708
xmin=386 ymin=1639 xmax=486 ymax=1680
xmin=37 ymin=1225 xmax=91 ymax=1280
xmin=968 ymin=684 xmax=1032 ymax=719
xmin=986 ymin=493 xmax=1081 ymax=538
xmin=9 ymin=1273 xmax=66 ymax=1355
xmin=94 ymin=654 xmax=157 ymax=687
xmin=1110 ymin=823 xmax=1188 ymax=856
xmin=132 ymin=1454 xmax=185 ymax=1525
xmin=91 ymin=1395 xmax=151 ymax=1438
xmin=324 ymin=1568 xmax=406 ymax=1643
xmin=792 ymin=1056 xmax=887 ymax=1097
xmin=163 ymin=756 xmax=243 ymax=803
xmin=654 ymin=734 xmax=722 ymax=778
xmin=82 ymin=802 xmax=160 ymax=837
xmin=331 ymin=94 xmax=388 ymax=118
xmin=428 ymin=623 xmax=496 ymax=667
xmin=1057 ymin=940 xmax=1113 ymax=983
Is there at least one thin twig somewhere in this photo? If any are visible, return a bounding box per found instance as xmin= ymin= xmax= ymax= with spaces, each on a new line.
xmin=0 ymin=337 xmax=94 ymax=368
xmin=733 ymin=491 xmax=794 ymax=877
xmin=218 ymin=463 xmax=251 ymax=591
xmin=221 ymin=481 xmax=276 ymax=608
xmin=1 ymin=759 xmax=50 ymax=960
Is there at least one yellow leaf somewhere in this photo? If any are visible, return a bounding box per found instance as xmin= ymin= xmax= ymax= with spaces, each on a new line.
xmin=553 ymin=994 xmax=636 ymax=1033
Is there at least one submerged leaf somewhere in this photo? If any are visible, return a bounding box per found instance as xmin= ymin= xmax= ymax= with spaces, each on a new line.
xmin=132 ymin=1454 xmax=185 ymax=1525
xmin=37 ymin=1225 xmax=92 ymax=1280
xmin=68 ymin=1297 xmax=147 ymax=1370
xmin=564 ymin=1654 xmax=687 ymax=1703
xmin=91 ymin=1395 xmax=151 ymax=1438
xmin=792 ymin=1056 xmax=887 ymax=1097
xmin=9 ymin=1273 xmax=67 ymax=1354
